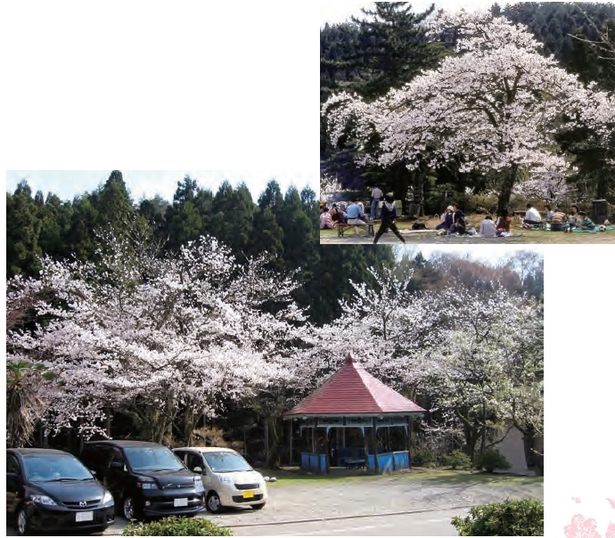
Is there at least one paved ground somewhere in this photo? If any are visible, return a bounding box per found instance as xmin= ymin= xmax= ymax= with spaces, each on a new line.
xmin=104 ymin=473 xmax=541 ymax=536
xmin=6 ymin=473 xmax=542 ymax=536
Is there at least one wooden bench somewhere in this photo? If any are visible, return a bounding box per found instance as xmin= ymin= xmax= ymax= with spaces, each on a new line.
xmin=337 ymin=223 xmax=353 ymax=237
xmin=338 ymin=220 xmax=376 ymax=237
xmin=345 ymin=458 xmax=367 ymax=469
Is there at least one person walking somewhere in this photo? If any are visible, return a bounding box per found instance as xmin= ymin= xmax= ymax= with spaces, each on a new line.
xmin=370 ymin=186 xmax=384 ymax=219
xmin=373 ymin=193 xmax=406 ymax=244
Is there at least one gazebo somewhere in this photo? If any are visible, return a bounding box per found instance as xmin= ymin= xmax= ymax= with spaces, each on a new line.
xmin=283 ymin=353 xmax=426 ymax=474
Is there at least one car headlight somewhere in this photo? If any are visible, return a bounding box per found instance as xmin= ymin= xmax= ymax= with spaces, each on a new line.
xmin=194 ymin=478 xmax=205 ymax=492
xmin=137 ymin=481 xmax=159 ymax=489
xmin=31 ymin=494 xmax=58 ymax=506
xmin=215 ymin=474 xmax=234 ymax=485
xmin=102 ymin=491 xmax=114 ymax=505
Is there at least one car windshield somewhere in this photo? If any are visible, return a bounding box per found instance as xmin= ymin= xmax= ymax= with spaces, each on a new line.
xmin=124 ymin=446 xmax=184 ymax=472
xmin=204 ymin=452 xmax=252 ymax=473
xmin=23 ymin=454 xmax=93 ymax=482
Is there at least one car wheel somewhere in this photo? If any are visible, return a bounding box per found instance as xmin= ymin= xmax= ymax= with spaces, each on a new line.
xmin=123 ymin=495 xmax=136 ymax=520
xmin=252 ymin=503 xmax=266 ymax=510
xmin=15 ymin=506 xmax=30 ymax=536
xmin=206 ymin=491 xmax=223 ymax=514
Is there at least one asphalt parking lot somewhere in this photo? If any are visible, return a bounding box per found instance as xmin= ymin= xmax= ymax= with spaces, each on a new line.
xmin=6 ymin=472 xmax=543 ymax=536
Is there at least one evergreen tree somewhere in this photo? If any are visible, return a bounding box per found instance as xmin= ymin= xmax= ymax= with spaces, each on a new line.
xmin=258 ymin=180 xmax=284 ymax=214
xmin=349 ymin=2 xmax=443 ymax=100
xmin=165 ymin=176 xmax=206 ymax=251
xmin=279 ymin=186 xmax=318 ymax=274
xmin=249 ymin=206 xmax=284 ymax=270
xmin=95 ymin=170 xmax=135 ymax=235
xmin=66 ymin=194 xmax=99 ymax=262
xmin=38 ymin=193 xmax=73 ymax=260
xmin=210 ymin=181 xmax=254 ymax=255
xmin=6 ymin=181 xmax=43 ymax=277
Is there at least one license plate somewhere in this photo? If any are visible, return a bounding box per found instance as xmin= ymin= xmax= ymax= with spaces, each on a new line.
xmin=76 ymin=511 xmax=94 ymax=522
xmin=174 ymin=497 xmax=188 ymax=507
xmin=242 ymin=491 xmax=254 ymax=499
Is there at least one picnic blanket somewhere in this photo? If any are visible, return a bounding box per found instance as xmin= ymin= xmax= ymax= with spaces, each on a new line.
xmin=444 ymin=232 xmax=525 ymax=238
xmin=572 ymin=226 xmax=614 ymax=233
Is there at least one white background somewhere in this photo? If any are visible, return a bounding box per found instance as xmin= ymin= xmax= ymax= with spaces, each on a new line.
xmin=2 ymin=1 xmax=614 ymax=535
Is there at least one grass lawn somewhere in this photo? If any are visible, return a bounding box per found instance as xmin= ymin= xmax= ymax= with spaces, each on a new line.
xmin=258 ymin=466 xmax=543 ymax=488
xmin=321 ymin=214 xmax=615 ymax=244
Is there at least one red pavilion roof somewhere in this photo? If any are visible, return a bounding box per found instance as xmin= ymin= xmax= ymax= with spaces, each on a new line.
xmin=284 ymin=353 xmax=426 ymax=417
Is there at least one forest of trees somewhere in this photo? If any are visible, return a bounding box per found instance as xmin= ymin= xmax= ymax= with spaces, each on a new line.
xmin=321 ymin=2 xmax=615 ymax=214
xmin=6 ymin=170 xmax=543 ymax=471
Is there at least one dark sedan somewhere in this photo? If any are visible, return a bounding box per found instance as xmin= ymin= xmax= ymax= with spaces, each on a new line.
xmin=6 ymin=448 xmax=115 ymax=535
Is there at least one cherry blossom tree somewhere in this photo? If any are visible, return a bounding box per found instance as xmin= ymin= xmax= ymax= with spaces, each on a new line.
xmin=322 ymin=11 xmax=615 ymax=213
xmin=319 ymin=173 xmax=343 ymax=203
xmin=292 ymin=262 xmax=543 ymax=464
xmin=6 ymin=229 xmax=309 ymax=444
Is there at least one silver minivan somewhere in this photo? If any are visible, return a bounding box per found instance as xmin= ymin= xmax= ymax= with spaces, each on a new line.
xmin=173 ymin=447 xmax=267 ymax=513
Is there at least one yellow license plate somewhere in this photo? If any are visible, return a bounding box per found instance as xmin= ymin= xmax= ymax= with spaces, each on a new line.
xmin=242 ymin=491 xmax=254 ymax=499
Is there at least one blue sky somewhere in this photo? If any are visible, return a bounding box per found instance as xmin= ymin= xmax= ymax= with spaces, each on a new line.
xmin=320 ymin=0 xmax=506 ymax=26
xmin=6 ymin=170 xmax=315 ymax=204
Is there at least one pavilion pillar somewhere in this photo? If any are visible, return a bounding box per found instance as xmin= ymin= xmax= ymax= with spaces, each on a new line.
xmin=371 ymin=418 xmax=380 ymax=475
xmin=311 ymin=427 xmax=315 ymax=453
xmin=362 ymin=427 xmax=369 ymax=471
xmin=324 ymin=429 xmax=330 ymax=474
xmin=406 ymin=416 xmax=413 ymax=469
xmin=288 ymin=420 xmax=293 ymax=465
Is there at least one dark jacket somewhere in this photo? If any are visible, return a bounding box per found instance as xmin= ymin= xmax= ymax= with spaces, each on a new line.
xmin=381 ymin=202 xmax=398 ymax=223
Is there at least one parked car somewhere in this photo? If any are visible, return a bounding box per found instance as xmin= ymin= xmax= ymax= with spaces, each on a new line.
xmin=6 ymin=448 xmax=115 ymax=536
xmin=173 ymin=447 xmax=267 ymax=513
xmin=79 ymin=440 xmax=205 ymax=521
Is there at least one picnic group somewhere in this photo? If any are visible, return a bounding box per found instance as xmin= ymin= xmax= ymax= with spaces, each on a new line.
xmin=321 ymin=194 xmax=609 ymax=239
xmin=319 ymin=188 xmax=406 ymax=244
xmin=434 ymin=202 xmax=606 ymax=236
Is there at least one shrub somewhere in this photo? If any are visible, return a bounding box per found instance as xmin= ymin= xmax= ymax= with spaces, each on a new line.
xmin=122 ymin=516 xmax=233 ymax=536
xmin=475 ymin=449 xmax=511 ymax=473
xmin=411 ymin=449 xmax=436 ymax=467
xmin=451 ymin=498 xmax=544 ymax=536
xmin=443 ymin=450 xmax=472 ymax=470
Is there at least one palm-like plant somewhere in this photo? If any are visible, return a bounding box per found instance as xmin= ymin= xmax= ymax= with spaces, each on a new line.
xmin=6 ymin=360 xmax=54 ymax=448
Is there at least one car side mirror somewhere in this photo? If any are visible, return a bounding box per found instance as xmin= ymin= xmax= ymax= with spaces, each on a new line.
xmin=89 ymin=469 xmax=97 ymax=476
xmin=7 ymin=472 xmax=20 ymax=489
xmin=110 ymin=461 xmax=124 ymax=470
xmin=193 ymin=466 xmax=203 ymax=474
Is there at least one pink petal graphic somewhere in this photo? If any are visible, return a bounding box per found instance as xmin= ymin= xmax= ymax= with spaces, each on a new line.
xmin=608 ymin=498 xmax=615 ymax=509
xmin=606 ymin=521 xmax=615 ymax=538
xmin=564 ymin=514 xmax=601 ymax=538
xmin=573 ymin=497 xmax=582 ymax=504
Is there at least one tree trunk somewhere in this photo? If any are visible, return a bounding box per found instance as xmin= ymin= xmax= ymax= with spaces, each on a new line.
xmin=497 ymin=164 xmax=519 ymax=215
xmin=264 ymin=418 xmax=269 ymax=466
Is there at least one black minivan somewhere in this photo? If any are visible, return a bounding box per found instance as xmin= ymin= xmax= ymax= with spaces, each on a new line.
xmin=80 ymin=440 xmax=205 ymax=520
xmin=6 ymin=448 xmax=115 ymax=535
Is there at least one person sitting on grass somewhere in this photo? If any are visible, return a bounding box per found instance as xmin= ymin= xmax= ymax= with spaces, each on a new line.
xmin=523 ymin=203 xmax=542 ymax=227
xmin=436 ymin=206 xmax=454 ymax=231
xmin=345 ymin=199 xmax=369 ymax=236
xmin=495 ymin=209 xmax=512 ymax=235
xmin=319 ymin=208 xmax=334 ymax=230
xmin=373 ymin=193 xmax=406 ymax=244
xmin=451 ymin=213 xmax=467 ymax=235
xmin=577 ymin=211 xmax=596 ymax=231
xmin=545 ymin=204 xmax=554 ymax=224
xmin=550 ymin=208 xmax=568 ymax=232
xmin=479 ymin=215 xmax=496 ymax=237
xmin=566 ymin=204 xmax=579 ymax=232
